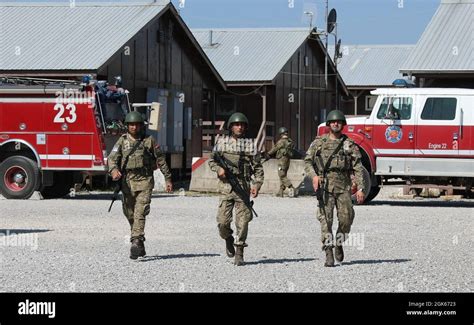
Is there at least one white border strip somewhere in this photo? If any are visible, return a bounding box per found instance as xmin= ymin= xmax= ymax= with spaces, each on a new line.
xmin=0 ymin=98 xmax=93 ymax=103
xmin=39 ymin=154 xmax=95 ymax=160
xmin=374 ymin=148 xmax=472 ymax=155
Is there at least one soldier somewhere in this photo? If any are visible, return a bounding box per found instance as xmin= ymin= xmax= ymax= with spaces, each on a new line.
xmin=264 ymin=126 xmax=296 ymax=197
xmin=108 ymin=111 xmax=173 ymax=259
xmin=304 ymin=110 xmax=365 ymax=267
xmin=208 ymin=112 xmax=264 ymax=266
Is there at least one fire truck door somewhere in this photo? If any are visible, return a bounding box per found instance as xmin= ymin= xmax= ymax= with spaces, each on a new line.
xmin=371 ymin=96 xmax=415 ymax=156
xmin=415 ymin=96 xmax=461 ymax=156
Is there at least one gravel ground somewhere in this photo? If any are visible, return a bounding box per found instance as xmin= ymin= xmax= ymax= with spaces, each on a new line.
xmin=1 ymin=187 xmax=473 ymax=292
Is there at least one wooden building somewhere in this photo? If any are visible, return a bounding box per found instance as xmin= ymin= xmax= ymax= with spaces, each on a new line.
xmin=193 ymin=28 xmax=348 ymax=153
xmin=0 ymin=1 xmax=226 ymax=171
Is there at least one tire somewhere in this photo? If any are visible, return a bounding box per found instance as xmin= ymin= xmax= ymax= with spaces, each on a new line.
xmin=351 ymin=166 xmax=372 ymax=204
xmin=365 ymin=184 xmax=381 ymax=202
xmin=40 ymin=171 xmax=74 ymax=199
xmin=0 ymin=156 xmax=40 ymax=199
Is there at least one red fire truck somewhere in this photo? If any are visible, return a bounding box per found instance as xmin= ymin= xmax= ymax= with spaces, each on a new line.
xmin=0 ymin=77 xmax=158 ymax=199
xmin=318 ymin=87 xmax=474 ymax=202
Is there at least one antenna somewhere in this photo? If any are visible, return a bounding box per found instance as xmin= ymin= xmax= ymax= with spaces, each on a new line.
xmin=304 ymin=11 xmax=314 ymax=31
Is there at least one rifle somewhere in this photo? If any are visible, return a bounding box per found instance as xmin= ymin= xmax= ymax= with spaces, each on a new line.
xmin=108 ymin=137 xmax=143 ymax=212
xmin=213 ymin=152 xmax=259 ymax=218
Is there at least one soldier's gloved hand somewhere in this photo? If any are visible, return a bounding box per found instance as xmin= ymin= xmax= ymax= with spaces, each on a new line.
xmin=217 ymin=168 xmax=226 ymax=179
xmin=250 ymin=187 xmax=259 ymax=198
xmin=312 ymin=175 xmax=320 ymax=192
xmin=111 ymin=169 xmax=122 ymax=181
xmin=166 ymin=181 xmax=173 ymax=193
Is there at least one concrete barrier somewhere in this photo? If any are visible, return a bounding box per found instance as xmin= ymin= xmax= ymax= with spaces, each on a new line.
xmin=190 ymin=157 xmax=312 ymax=194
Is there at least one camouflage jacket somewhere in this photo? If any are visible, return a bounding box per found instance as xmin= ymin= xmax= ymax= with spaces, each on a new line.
xmin=267 ymin=136 xmax=294 ymax=161
xmin=208 ymin=136 xmax=264 ymax=194
xmin=304 ymin=134 xmax=365 ymax=193
xmin=108 ymin=133 xmax=171 ymax=191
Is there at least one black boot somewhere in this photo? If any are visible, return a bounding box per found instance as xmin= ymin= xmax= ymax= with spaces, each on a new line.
xmin=130 ymin=238 xmax=141 ymax=260
xmin=275 ymin=188 xmax=284 ymax=197
xmin=225 ymin=236 xmax=235 ymax=257
xmin=324 ymin=247 xmax=335 ymax=267
xmin=335 ymin=245 xmax=344 ymax=262
xmin=137 ymin=238 xmax=146 ymax=257
xmin=234 ymin=246 xmax=244 ymax=266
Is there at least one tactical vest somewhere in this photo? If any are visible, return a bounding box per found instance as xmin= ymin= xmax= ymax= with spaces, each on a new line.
xmin=276 ymin=138 xmax=295 ymax=159
xmin=313 ymin=136 xmax=353 ymax=174
xmin=121 ymin=136 xmax=156 ymax=171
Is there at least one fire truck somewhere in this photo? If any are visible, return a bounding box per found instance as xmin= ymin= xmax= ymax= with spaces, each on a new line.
xmin=318 ymin=87 xmax=474 ymax=202
xmin=0 ymin=76 xmax=159 ymax=199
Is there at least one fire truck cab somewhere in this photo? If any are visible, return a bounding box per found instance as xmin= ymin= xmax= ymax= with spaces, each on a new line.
xmin=0 ymin=77 xmax=159 ymax=200
xmin=318 ymin=88 xmax=474 ymax=202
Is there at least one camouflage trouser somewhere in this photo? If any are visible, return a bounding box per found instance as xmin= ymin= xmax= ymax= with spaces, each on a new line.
xmin=216 ymin=191 xmax=253 ymax=246
xmin=278 ymin=158 xmax=292 ymax=190
xmin=317 ymin=190 xmax=354 ymax=250
xmin=121 ymin=185 xmax=152 ymax=240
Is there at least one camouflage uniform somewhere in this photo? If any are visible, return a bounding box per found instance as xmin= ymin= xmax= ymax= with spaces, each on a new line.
xmin=267 ymin=135 xmax=294 ymax=195
xmin=108 ymin=133 xmax=171 ymax=241
xmin=208 ymin=136 xmax=264 ymax=247
xmin=304 ymin=134 xmax=365 ymax=250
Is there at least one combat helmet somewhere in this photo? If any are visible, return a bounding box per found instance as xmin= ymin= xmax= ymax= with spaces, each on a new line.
xmin=227 ymin=112 xmax=249 ymax=129
xmin=124 ymin=111 xmax=144 ymax=124
xmin=325 ymin=110 xmax=346 ymax=126
xmin=278 ymin=126 xmax=288 ymax=135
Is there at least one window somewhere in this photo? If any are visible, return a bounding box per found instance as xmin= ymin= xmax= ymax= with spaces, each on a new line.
xmin=217 ymin=95 xmax=236 ymax=117
xmin=421 ymin=98 xmax=457 ymax=120
xmin=365 ymin=95 xmax=377 ymax=111
xmin=377 ymin=96 xmax=413 ymax=120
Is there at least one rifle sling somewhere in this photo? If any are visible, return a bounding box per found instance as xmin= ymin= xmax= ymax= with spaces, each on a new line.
xmin=120 ymin=137 xmax=143 ymax=177
xmin=316 ymin=135 xmax=347 ymax=190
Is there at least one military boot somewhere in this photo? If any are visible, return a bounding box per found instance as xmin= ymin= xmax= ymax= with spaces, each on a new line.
xmin=275 ymin=187 xmax=284 ymax=197
xmin=324 ymin=247 xmax=335 ymax=267
xmin=335 ymin=245 xmax=344 ymax=262
xmin=225 ymin=236 xmax=235 ymax=257
xmin=137 ymin=238 xmax=146 ymax=257
xmin=234 ymin=246 xmax=244 ymax=266
xmin=130 ymin=238 xmax=141 ymax=260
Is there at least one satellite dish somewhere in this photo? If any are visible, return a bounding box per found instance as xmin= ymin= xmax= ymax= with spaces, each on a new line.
xmin=335 ymin=39 xmax=342 ymax=58
xmin=327 ymin=8 xmax=337 ymax=33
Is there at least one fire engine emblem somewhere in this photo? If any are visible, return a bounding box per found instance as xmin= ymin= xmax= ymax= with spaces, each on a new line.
xmin=385 ymin=126 xmax=403 ymax=143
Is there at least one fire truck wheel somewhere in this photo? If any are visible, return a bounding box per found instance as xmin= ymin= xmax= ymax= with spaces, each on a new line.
xmin=351 ymin=166 xmax=372 ymax=204
xmin=40 ymin=172 xmax=74 ymax=199
xmin=0 ymin=156 xmax=40 ymax=199
xmin=365 ymin=182 xmax=381 ymax=202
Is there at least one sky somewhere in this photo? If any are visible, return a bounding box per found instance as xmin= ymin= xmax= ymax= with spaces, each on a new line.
xmin=3 ymin=0 xmax=441 ymax=45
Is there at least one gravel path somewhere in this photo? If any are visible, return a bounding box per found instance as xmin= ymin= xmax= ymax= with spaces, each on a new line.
xmin=1 ymin=188 xmax=473 ymax=292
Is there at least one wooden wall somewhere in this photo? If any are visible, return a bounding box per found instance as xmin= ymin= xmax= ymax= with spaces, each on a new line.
xmin=97 ymin=9 xmax=222 ymax=169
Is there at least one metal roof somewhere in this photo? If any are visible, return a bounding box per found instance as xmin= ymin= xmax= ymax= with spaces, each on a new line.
xmin=371 ymin=88 xmax=474 ymax=95
xmin=400 ymin=0 xmax=474 ymax=73
xmin=329 ymin=45 xmax=415 ymax=87
xmin=191 ymin=28 xmax=310 ymax=82
xmin=0 ymin=1 xmax=170 ymax=71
